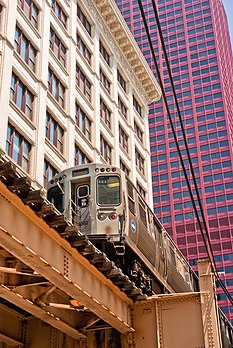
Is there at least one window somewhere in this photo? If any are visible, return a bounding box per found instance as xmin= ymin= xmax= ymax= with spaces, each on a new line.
xmin=10 ymin=73 xmax=34 ymax=119
xmin=49 ymin=28 xmax=66 ymax=67
xmin=135 ymin=148 xmax=144 ymax=174
xmin=117 ymin=70 xmax=126 ymax=92
xmin=46 ymin=112 xmax=64 ymax=153
xmin=74 ymin=145 xmax=91 ymax=165
xmin=119 ymin=125 xmax=129 ymax=152
xmin=51 ymin=0 xmax=67 ymax=28
xmin=77 ymin=34 xmax=91 ymax=65
xmin=75 ymin=104 xmax=91 ymax=140
xmin=0 ymin=5 xmax=3 ymax=30
xmin=17 ymin=0 xmax=39 ymax=28
xmin=137 ymin=182 xmax=146 ymax=198
xmin=97 ymin=176 xmax=120 ymax=206
xmin=6 ymin=124 xmax=31 ymax=172
xmin=100 ymin=69 xmax=110 ymax=94
xmin=133 ymin=95 xmax=142 ymax=116
xmin=134 ymin=122 xmax=143 ymax=142
xmin=100 ymin=99 xmax=111 ymax=129
xmin=44 ymin=159 xmax=58 ymax=188
xmin=118 ymin=97 xmax=127 ymax=118
xmin=48 ymin=69 xmax=65 ymax=107
xmin=77 ymin=4 xmax=91 ymax=36
xmin=99 ymin=41 xmax=110 ymax=66
xmin=120 ymin=159 xmax=129 ymax=176
xmin=14 ymin=26 xmax=37 ymax=71
xmin=100 ymin=135 xmax=111 ymax=164
xmin=76 ymin=66 xmax=91 ymax=102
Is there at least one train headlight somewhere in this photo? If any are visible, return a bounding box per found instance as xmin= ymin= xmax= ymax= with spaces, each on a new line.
xmin=112 ymin=168 xmax=116 ymax=172
xmin=106 ymin=168 xmax=111 ymax=172
xmin=98 ymin=213 xmax=107 ymax=220
xmin=109 ymin=213 xmax=117 ymax=220
xmin=95 ymin=168 xmax=99 ymax=173
xmin=100 ymin=168 xmax=105 ymax=172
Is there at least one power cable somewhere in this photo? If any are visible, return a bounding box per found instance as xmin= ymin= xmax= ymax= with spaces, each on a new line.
xmin=136 ymin=0 xmax=233 ymax=305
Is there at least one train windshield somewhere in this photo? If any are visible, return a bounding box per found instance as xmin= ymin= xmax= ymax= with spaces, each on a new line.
xmin=97 ymin=176 xmax=121 ymax=206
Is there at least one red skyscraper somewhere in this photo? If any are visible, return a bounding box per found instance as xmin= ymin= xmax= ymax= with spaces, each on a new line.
xmin=116 ymin=0 xmax=233 ymax=322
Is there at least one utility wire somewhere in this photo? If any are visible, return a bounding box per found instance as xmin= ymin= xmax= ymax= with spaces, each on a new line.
xmin=136 ymin=0 xmax=233 ymax=305
xmin=149 ymin=0 xmax=233 ymax=303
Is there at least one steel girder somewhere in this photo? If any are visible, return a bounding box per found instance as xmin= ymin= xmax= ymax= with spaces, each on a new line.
xmin=0 ymin=182 xmax=134 ymax=334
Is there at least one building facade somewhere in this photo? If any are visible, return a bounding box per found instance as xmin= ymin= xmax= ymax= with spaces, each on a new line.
xmin=0 ymin=0 xmax=161 ymax=210
xmin=116 ymin=0 xmax=233 ymax=322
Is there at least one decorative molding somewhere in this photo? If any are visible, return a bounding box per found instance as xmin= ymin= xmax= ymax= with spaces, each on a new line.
xmin=82 ymin=0 xmax=161 ymax=104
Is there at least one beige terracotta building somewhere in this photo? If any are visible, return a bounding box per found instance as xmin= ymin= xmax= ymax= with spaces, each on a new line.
xmin=0 ymin=0 xmax=161 ymax=208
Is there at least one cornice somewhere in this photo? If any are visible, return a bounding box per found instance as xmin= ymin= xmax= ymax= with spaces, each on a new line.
xmin=84 ymin=0 xmax=162 ymax=104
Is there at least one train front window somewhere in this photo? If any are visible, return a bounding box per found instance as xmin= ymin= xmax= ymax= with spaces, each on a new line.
xmin=97 ymin=176 xmax=120 ymax=206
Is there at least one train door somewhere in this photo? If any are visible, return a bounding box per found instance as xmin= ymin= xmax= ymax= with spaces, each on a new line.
xmin=75 ymin=183 xmax=92 ymax=234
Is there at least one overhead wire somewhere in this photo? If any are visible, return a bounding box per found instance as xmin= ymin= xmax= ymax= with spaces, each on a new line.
xmin=136 ymin=0 xmax=233 ymax=305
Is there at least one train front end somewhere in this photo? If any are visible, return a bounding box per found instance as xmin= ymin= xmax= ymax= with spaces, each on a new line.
xmin=47 ymin=164 xmax=126 ymax=242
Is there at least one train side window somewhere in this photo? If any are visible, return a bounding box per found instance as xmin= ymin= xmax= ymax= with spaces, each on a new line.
xmin=47 ymin=184 xmax=64 ymax=212
xmin=127 ymin=181 xmax=135 ymax=214
xmin=138 ymin=197 xmax=147 ymax=227
xmin=170 ymin=246 xmax=177 ymax=266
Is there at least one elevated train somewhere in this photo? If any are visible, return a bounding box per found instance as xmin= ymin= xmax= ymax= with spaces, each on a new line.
xmin=47 ymin=163 xmax=198 ymax=295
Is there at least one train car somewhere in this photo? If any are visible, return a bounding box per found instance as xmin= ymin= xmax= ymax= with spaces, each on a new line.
xmin=47 ymin=163 xmax=198 ymax=295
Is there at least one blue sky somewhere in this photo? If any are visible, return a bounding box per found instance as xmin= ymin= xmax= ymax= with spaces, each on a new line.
xmin=223 ymin=0 xmax=233 ymax=49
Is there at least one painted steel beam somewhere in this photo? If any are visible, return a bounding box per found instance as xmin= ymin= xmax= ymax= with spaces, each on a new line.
xmin=0 ymin=332 xmax=23 ymax=347
xmin=0 ymin=304 xmax=24 ymax=346
xmin=0 ymin=182 xmax=133 ymax=333
xmin=0 ymin=285 xmax=85 ymax=339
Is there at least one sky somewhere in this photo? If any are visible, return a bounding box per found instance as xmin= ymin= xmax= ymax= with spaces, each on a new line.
xmin=222 ymin=0 xmax=233 ymax=49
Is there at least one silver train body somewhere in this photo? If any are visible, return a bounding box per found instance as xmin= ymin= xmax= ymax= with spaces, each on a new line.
xmin=47 ymin=163 xmax=198 ymax=294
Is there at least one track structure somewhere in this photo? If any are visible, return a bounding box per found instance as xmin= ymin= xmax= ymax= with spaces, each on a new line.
xmin=0 ymin=154 xmax=151 ymax=343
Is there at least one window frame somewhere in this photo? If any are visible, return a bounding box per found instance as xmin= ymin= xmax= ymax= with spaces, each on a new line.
xmin=135 ymin=148 xmax=145 ymax=175
xmin=6 ymin=124 xmax=31 ymax=172
xmin=74 ymin=144 xmax=91 ymax=165
xmin=48 ymin=68 xmax=65 ymax=108
xmin=76 ymin=65 xmax=92 ymax=102
xmin=100 ymin=135 xmax=112 ymax=164
xmin=100 ymin=98 xmax=111 ymax=129
xmin=119 ymin=125 xmax=129 ymax=152
xmin=75 ymin=104 xmax=92 ymax=140
xmin=17 ymin=0 xmax=39 ymax=29
xmin=51 ymin=0 xmax=67 ymax=28
xmin=99 ymin=40 xmax=110 ymax=66
xmin=46 ymin=111 xmax=64 ymax=153
xmin=77 ymin=4 xmax=91 ymax=36
xmin=49 ymin=28 xmax=66 ymax=67
xmin=10 ymin=73 xmax=34 ymax=119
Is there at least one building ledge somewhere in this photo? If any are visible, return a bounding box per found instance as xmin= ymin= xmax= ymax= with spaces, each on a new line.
xmin=94 ymin=0 xmax=162 ymax=104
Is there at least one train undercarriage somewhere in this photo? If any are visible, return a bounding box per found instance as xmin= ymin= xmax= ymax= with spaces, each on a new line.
xmin=88 ymin=235 xmax=166 ymax=296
